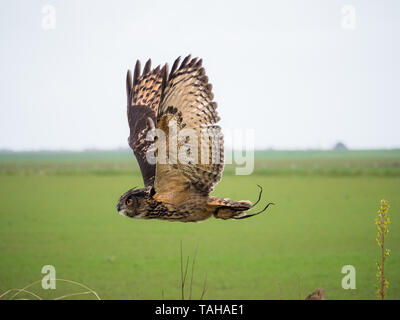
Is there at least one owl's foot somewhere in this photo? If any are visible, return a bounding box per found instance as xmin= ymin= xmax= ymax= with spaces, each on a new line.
xmin=233 ymin=202 xmax=274 ymax=220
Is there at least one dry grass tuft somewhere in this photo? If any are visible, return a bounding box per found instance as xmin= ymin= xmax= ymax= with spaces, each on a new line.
xmin=0 ymin=279 xmax=101 ymax=300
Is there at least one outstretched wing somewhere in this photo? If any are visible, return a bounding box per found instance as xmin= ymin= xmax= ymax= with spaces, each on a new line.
xmin=153 ymin=55 xmax=224 ymax=203
xmin=126 ymin=59 xmax=167 ymax=187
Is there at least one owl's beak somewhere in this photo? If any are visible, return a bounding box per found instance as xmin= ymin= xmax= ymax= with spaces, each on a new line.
xmin=117 ymin=203 xmax=128 ymax=217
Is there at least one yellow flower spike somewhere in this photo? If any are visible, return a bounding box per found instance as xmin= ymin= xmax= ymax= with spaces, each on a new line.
xmin=375 ymin=199 xmax=390 ymax=300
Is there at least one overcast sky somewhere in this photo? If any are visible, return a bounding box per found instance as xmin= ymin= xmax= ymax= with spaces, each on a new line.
xmin=0 ymin=0 xmax=399 ymax=150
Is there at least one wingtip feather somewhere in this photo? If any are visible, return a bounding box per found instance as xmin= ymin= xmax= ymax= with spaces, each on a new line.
xmin=143 ymin=59 xmax=152 ymax=75
xmin=133 ymin=60 xmax=141 ymax=86
xmin=126 ymin=69 xmax=132 ymax=103
xmin=180 ymin=54 xmax=191 ymax=69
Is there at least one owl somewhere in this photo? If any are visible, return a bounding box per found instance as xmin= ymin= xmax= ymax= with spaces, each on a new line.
xmin=116 ymin=55 xmax=273 ymax=222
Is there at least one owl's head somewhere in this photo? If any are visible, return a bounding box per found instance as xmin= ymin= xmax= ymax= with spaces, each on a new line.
xmin=116 ymin=187 xmax=152 ymax=218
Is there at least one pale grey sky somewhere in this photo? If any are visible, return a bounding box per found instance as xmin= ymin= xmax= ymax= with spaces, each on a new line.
xmin=0 ymin=0 xmax=399 ymax=150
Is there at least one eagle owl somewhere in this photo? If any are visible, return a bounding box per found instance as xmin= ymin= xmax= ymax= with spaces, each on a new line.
xmin=116 ymin=55 xmax=273 ymax=222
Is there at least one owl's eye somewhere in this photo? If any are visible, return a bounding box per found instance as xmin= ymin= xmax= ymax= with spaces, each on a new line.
xmin=125 ymin=198 xmax=133 ymax=206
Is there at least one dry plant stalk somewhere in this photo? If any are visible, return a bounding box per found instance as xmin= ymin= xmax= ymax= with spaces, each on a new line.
xmin=179 ymin=240 xmax=207 ymax=300
xmin=375 ymin=199 xmax=391 ymax=300
xmin=305 ymin=288 xmax=325 ymax=300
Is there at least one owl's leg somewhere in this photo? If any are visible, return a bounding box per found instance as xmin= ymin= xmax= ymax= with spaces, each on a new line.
xmin=213 ymin=207 xmax=247 ymax=220
xmin=213 ymin=201 xmax=274 ymax=220
xmin=208 ymin=185 xmax=273 ymax=220
xmin=208 ymin=198 xmax=252 ymax=220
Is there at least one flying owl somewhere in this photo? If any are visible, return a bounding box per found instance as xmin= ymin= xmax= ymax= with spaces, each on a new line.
xmin=116 ymin=55 xmax=273 ymax=222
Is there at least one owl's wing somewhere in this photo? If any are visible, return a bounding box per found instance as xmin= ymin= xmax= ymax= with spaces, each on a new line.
xmin=153 ymin=55 xmax=224 ymax=203
xmin=126 ymin=59 xmax=167 ymax=187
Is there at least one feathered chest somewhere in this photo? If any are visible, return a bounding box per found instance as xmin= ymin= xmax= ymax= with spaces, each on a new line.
xmin=142 ymin=196 xmax=212 ymax=222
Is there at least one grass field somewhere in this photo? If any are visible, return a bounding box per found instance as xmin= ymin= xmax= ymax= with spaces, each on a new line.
xmin=0 ymin=150 xmax=399 ymax=299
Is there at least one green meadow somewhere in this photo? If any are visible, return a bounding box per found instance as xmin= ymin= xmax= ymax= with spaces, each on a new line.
xmin=0 ymin=150 xmax=399 ymax=300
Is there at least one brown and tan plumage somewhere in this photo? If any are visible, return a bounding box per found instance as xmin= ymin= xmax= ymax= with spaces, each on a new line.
xmin=117 ymin=55 xmax=273 ymax=222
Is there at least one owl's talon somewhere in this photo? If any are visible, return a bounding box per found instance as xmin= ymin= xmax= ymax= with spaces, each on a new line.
xmin=250 ymin=184 xmax=263 ymax=208
xmin=234 ymin=202 xmax=274 ymax=220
